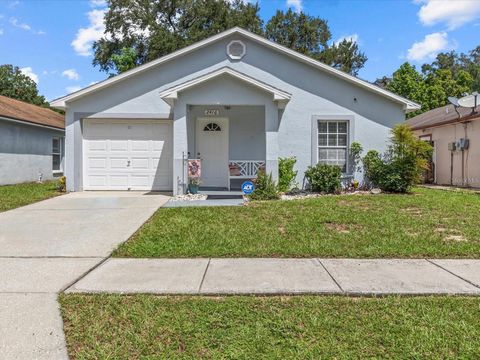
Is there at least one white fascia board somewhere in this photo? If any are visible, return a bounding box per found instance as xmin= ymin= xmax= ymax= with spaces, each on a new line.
xmin=159 ymin=67 xmax=291 ymax=104
xmin=50 ymin=27 xmax=420 ymax=111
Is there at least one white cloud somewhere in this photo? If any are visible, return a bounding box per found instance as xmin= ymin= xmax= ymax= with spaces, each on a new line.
xmin=417 ymin=0 xmax=480 ymax=30
xmin=71 ymin=9 xmax=106 ymax=56
xmin=90 ymin=0 xmax=107 ymax=7
xmin=20 ymin=67 xmax=39 ymax=84
xmin=66 ymin=86 xmax=82 ymax=94
xmin=10 ymin=17 xmax=31 ymax=31
xmin=286 ymin=0 xmax=302 ymax=13
xmin=62 ymin=69 xmax=80 ymax=80
xmin=335 ymin=33 xmax=359 ymax=45
xmin=0 ymin=29 xmax=3 ymax=36
xmin=406 ymin=32 xmax=452 ymax=61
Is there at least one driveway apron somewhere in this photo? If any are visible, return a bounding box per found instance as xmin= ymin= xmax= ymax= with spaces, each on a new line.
xmin=0 ymin=191 xmax=169 ymax=359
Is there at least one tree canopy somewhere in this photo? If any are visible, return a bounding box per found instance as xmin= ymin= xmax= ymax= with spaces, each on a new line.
xmin=265 ymin=9 xmax=367 ymax=75
xmin=376 ymin=46 xmax=479 ymax=118
xmin=0 ymin=64 xmax=47 ymax=106
xmin=385 ymin=62 xmax=472 ymax=118
xmin=93 ymin=1 xmax=367 ymax=76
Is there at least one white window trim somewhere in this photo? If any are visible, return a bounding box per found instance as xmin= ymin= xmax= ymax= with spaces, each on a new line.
xmin=52 ymin=136 xmax=63 ymax=174
xmin=311 ymin=115 xmax=355 ymax=175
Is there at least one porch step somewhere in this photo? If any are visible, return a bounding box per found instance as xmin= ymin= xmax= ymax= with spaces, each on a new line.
xmin=206 ymin=194 xmax=243 ymax=200
xmin=199 ymin=190 xmax=243 ymax=196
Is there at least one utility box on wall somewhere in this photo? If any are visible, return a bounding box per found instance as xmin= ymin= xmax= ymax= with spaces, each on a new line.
xmin=456 ymin=138 xmax=470 ymax=151
xmin=448 ymin=142 xmax=456 ymax=151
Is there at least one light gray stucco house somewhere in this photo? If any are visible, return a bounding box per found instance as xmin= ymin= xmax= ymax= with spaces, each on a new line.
xmin=51 ymin=27 xmax=419 ymax=194
xmin=0 ymin=95 xmax=65 ymax=185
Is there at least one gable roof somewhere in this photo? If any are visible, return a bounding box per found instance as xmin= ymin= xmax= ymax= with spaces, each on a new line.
xmin=50 ymin=27 xmax=420 ymax=112
xmin=406 ymin=104 xmax=480 ymax=130
xmin=159 ymin=67 xmax=291 ymax=107
xmin=0 ymin=95 xmax=64 ymax=130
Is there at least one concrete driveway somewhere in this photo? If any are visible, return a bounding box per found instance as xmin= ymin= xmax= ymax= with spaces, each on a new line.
xmin=0 ymin=191 xmax=169 ymax=359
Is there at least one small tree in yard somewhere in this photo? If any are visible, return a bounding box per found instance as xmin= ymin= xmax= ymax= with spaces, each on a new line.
xmin=363 ymin=124 xmax=432 ymax=193
xmin=250 ymin=170 xmax=280 ymax=200
xmin=304 ymin=164 xmax=342 ymax=193
xmin=278 ymin=157 xmax=298 ymax=192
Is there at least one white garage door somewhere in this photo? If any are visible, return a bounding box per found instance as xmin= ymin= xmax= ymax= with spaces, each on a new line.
xmin=83 ymin=119 xmax=173 ymax=191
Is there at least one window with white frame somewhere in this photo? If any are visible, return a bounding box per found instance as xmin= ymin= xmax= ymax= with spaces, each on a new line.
xmin=52 ymin=137 xmax=61 ymax=172
xmin=317 ymin=120 xmax=348 ymax=172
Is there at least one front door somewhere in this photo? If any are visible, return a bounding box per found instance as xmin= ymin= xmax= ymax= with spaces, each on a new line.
xmin=196 ymin=117 xmax=229 ymax=188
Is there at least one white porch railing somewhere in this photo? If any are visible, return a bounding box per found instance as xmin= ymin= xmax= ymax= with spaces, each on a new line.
xmin=228 ymin=160 xmax=265 ymax=189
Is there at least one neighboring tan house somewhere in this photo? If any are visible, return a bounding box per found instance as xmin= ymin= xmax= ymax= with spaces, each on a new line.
xmin=407 ymin=104 xmax=480 ymax=188
xmin=51 ymin=27 xmax=419 ymax=194
xmin=0 ymin=95 xmax=65 ymax=185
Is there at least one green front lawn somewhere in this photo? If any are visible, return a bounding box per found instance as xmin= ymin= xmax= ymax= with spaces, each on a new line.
xmin=0 ymin=181 xmax=61 ymax=212
xmin=114 ymin=188 xmax=480 ymax=258
xmin=60 ymin=294 xmax=480 ymax=359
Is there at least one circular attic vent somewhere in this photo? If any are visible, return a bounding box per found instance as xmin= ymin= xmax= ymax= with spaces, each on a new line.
xmin=227 ymin=40 xmax=246 ymax=60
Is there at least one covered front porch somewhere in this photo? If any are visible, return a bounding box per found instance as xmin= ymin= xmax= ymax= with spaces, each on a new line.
xmin=161 ymin=67 xmax=290 ymax=195
xmin=186 ymin=105 xmax=266 ymax=192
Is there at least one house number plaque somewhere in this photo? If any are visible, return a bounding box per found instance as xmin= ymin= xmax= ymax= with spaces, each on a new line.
xmin=204 ymin=109 xmax=220 ymax=116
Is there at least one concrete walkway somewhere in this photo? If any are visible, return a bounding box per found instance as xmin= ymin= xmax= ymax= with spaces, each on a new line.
xmin=67 ymin=258 xmax=480 ymax=295
xmin=0 ymin=192 xmax=169 ymax=360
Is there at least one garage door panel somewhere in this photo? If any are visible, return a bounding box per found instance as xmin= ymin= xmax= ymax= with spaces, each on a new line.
xmin=83 ymin=119 xmax=173 ymax=191
xmin=110 ymin=175 xmax=129 ymax=187
xmin=152 ymin=141 xmax=167 ymax=152
xmin=110 ymin=140 xmax=129 ymax=151
xmin=88 ymin=140 xmax=107 ymax=151
xmin=110 ymin=157 xmax=129 ymax=169
xmin=131 ymin=140 xmax=149 ymax=151
xmin=130 ymin=175 xmax=150 ymax=188
xmin=88 ymin=157 xmax=107 ymax=169
xmin=131 ymin=157 xmax=149 ymax=169
xmin=88 ymin=175 xmax=107 ymax=187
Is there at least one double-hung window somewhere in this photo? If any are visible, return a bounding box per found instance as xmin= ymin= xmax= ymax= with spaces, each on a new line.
xmin=317 ymin=120 xmax=348 ymax=172
xmin=52 ymin=137 xmax=62 ymax=173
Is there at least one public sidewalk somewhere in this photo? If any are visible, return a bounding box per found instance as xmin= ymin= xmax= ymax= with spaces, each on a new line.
xmin=66 ymin=258 xmax=480 ymax=295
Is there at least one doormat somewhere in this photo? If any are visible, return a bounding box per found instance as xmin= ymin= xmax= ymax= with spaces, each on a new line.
xmin=206 ymin=195 xmax=243 ymax=200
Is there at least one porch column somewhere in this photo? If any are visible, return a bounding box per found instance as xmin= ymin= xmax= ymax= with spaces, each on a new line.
xmin=172 ymin=106 xmax=188 ymax=195
xmin=265 ymin=104 xmax=279 ymax=182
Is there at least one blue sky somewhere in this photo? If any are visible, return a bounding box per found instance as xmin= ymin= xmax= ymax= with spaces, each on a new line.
xmin=1 ymin=0 xmax=480 ymax=101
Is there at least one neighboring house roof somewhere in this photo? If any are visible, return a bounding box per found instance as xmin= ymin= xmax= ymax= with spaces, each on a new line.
xmin=159 ymin=67 xmax=291 ymax=107
xmin=406 ymin=104 xmax=480 ymax=130
xmin=50 ymin=27 xmax=420 ymax=112
xmin=0 ymin=95 xmax=64 ymax=130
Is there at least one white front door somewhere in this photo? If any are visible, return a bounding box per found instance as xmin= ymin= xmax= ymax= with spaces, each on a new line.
xmin=83 ymin=119 xmax=173 ymax=191
xmin=196 ymin=117 xmax=229 ymax=188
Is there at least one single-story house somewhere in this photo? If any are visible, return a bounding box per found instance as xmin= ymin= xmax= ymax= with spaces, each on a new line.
xmin=51 ymin=27 xmax=419 ymax=194
xmin=407 ymin=104 xmax=480 ymax=188
xmin=0 ymin=95 xmax=65 ymax=185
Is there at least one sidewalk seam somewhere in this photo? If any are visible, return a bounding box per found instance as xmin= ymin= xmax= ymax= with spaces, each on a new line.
xmin=316 ymin=259 xmax=344 ymax=292
xmin=426 ymin=259 xmax=480 ymax=290
xmin=60 ymin=257 xmax=110 ymax=293
xmin=198 ymin=258 xmax=212 ymax=293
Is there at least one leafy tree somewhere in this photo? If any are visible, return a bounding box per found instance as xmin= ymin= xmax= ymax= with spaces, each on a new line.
xmin=110 ymin=47 xmax=138 ymax=74
xmin=93 ymin=3 xmax=368 ymax=76
xmin=0 ymin=64 xmax=47 ymax=106
xmin=386 ymin=62 xmax=472 ymax=118
xmin=386 ymin=63 xmax=425 ymax=117
xmin=265 ymin=9 xmax=367 ymax=75
xmin=93 ymin=0 xmax=263 ymax=75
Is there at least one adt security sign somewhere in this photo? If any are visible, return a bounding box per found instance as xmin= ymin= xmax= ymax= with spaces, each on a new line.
xmin=241 ymin=180 xmax=255 ymax=195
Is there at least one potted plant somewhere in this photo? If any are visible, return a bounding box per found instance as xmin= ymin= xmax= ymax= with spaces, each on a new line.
xmin=188 ymin=177 xmax=201 ymax=194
